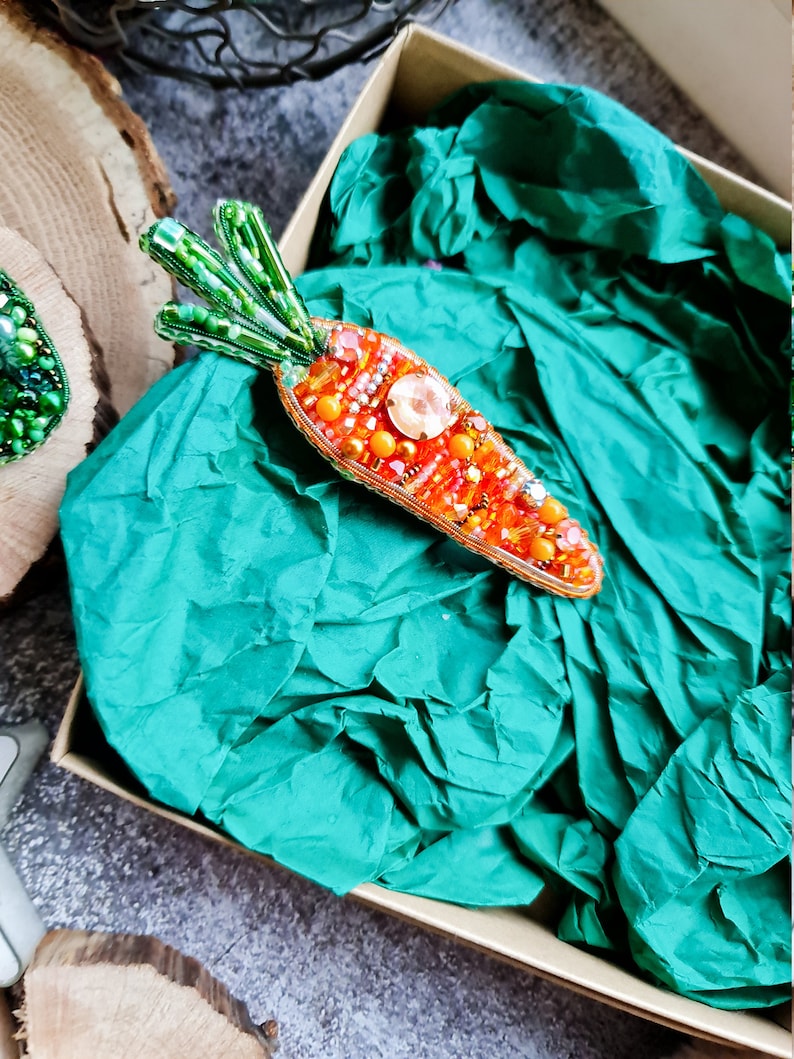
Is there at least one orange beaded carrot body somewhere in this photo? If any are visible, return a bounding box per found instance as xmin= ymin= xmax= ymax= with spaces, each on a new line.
xmin=279 ymin=321 xmax=602 ymax=597
xmin=141 ymin=201 xmax=603 ymax=599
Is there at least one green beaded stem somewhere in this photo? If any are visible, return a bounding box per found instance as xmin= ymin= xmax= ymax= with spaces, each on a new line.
xmin=140 ymin=202 xmax=326 ymax=374
xmin=0 ymin=269 xmax=69 ymax=464
xmin=213 ymin=200 xmax=321 ymax=353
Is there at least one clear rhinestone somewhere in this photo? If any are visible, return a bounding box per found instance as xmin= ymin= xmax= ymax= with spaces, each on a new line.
xmin=524 ymin=481 xmax=547 ymax=503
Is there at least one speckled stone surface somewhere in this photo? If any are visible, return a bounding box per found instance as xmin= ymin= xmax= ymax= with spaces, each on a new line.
xmin=0 ymin=2 xmax=761 ymax=1056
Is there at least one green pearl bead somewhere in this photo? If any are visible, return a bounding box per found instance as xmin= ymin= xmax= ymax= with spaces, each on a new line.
xmin=0 ymin=316 xmax=16 ymax=345
xmin=10 ymin=306 xmax=25 ymax=325
xmin=28 ymin=428 xmax=45 ymax=443
xmin=13 ymin=341 xmax=36 ymax=364
xmin=10 ymin=439 xmax=25 ymax=455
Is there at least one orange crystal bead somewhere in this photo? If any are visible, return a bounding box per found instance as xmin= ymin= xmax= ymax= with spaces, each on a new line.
xmin=471 ymin=439 xmax=495 ymax=465
xmin=305 ymin=360 xmax=341 ymax=393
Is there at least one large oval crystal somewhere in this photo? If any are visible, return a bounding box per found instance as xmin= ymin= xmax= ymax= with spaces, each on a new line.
xmin=385 ymin=370 xmax=453 ymax=440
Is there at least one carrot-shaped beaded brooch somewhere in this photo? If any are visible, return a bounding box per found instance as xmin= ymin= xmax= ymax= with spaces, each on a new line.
xmin=140 ymin=200 xmax=603 ymax=598
xmin=0 ymin=271 xmax=69 ymax=463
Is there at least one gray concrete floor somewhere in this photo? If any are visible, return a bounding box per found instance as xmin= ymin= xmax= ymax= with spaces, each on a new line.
xmin=1 ymin=1 xmax=765 ymax=1056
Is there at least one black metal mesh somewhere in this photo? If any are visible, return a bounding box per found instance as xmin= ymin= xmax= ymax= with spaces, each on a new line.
xmin=24 ymin=0 xmax=456 ymax=87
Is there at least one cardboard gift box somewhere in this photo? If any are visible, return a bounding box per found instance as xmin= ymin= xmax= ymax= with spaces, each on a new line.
xmin=596 ymin=0 xmax=791 ymax=199
xmin=54 ymin=25 xmax=791 ymax=1058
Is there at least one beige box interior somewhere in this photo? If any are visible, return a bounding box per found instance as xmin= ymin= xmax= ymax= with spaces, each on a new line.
xmin=596 ymin=0 xmax=791 ymax=199
xmin=53 ymin=25 xmax=792 ymax=1058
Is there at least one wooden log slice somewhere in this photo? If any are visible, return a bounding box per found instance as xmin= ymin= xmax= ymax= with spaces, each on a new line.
xmin=0 ymin=227 xmax=109 ymax=602
xmin=0 ymin=991 xmax=17 ymax=1059
xmin=0 ymin=1 xmax=175 ymax=417
xmin=20 ymin=930 xmax=275 ymax=1058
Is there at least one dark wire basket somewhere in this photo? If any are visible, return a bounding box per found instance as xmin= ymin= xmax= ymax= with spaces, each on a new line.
xmin=24 ymin=0 xmax=456 ymax=87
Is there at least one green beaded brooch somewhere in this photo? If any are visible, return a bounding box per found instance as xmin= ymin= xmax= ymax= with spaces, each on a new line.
xmin=0 ymin=270 xmax=69 ymax=464
xmin=141 ymin=201 xmax=603 ymax=598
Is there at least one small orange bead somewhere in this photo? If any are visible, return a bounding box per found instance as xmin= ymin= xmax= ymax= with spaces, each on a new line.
xmin=341 ymin=437 xmax=365 ymax=460
xmin=449 ymin=433 xmax=475 ymax=460
xmin=370 ymin=430 xmax=396 ymax=458
xmin=462 ymin=515 xmax=482 ymax=533
xmin=537 ymin=497 xmax=567 ymax=525
xmin=316 ymin=395 xmax=342 ymax=422
xmin=529 ymin=537 xmax=556 ymax=562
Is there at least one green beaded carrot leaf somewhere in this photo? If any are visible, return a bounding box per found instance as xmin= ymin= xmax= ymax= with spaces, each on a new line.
xmin=140 ymin=202 xmax=324 ymax=374
xmin=140 ymin=200 xmax=603 ymax=598
xmin=0 ymin=270 xmax=69 ymax=464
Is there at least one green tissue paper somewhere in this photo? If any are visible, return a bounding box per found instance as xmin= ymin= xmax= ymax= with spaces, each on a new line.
xmin=60 ymin=82 xmax=790 ymax=1008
